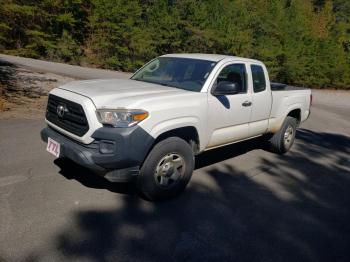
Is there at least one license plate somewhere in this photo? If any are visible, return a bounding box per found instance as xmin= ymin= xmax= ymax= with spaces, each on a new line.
xmin=46 ymin=137 xmax=60 ymax=158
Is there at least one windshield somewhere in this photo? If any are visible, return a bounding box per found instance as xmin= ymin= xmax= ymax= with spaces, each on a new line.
xmin=131 ymin=57 xmax=217 ymax=92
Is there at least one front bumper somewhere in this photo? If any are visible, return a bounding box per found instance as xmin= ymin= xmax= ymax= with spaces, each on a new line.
xmin=41 ymin=125 xmax=154 ymax=182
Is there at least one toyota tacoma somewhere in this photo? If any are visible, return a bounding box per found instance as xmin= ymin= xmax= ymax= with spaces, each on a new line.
xmin=41 ymin=54 xmax=312 ymax=200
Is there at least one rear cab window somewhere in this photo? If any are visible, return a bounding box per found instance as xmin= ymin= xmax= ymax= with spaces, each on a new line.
xmin=251 ymin=65 xmax=266 ymax=93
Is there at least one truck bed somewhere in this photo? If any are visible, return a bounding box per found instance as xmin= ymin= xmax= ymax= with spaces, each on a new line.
xmin=271 ymin=82 xmax=308 ymax=91
xmin=268 ymin=83 xmax=311 ymax=133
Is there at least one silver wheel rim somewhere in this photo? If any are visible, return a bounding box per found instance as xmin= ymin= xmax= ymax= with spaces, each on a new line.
xmin=154 ymin=153 xmax=184 ymax=188
xmin=284 ymin=125 xmax=294 ymax=149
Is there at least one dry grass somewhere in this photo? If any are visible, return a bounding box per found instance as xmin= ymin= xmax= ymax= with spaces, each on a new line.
xmin=0 ymin=65 xmax=75 ymax=119
xmin=0 ymin=84 xmax=6 ymax=111
xmin=0 ymin=99 xmax=5 ymax=111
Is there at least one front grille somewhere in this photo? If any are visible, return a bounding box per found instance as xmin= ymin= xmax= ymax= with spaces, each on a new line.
xmin=46 ymin=94 xmax=89 ymax=136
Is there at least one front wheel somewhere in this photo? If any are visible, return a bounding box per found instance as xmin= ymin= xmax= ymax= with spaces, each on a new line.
xmin=137 ymin=137 xmax=194 ymax=201
xmin=268 ymin=116 xmax=297 ymax=154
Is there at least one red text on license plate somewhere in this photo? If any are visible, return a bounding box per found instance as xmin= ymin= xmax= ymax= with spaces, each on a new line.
xmin=47 ymin=137 xmax=60 ymax=158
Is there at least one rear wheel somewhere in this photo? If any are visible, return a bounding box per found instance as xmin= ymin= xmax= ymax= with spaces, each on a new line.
xmin=268 ymin=116 xmax=297 ymax=154
xmin=137 ymin=137 xmax=194 ymax=201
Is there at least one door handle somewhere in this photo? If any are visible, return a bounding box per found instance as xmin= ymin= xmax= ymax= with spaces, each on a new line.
xmin=242 ymin=101 xmax=252 ymax=107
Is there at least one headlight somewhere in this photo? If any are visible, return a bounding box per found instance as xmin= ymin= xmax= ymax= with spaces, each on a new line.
xmin=96 ymin=109 xmax=149 ymax=128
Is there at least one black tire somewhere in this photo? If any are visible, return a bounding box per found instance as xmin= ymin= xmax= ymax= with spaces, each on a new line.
xmin=137 ymin=137 xmax=194 ymax=201
xmin=268 ymin=116 xmax=297 ymax=154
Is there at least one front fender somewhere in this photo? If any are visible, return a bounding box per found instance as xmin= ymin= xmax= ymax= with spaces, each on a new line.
xmin=144 ymin=116 xmax=207 ymax=151
xmin=150 ymin=116 xmax=201 ymax=138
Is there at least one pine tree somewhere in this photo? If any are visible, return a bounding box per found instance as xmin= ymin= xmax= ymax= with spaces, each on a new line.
xmin=0 ymin=0 xmax=349 ymax=89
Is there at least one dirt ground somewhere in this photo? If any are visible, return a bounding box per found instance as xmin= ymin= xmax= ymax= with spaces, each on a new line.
xmin=0 ymin=61 xmax=76 ymax=119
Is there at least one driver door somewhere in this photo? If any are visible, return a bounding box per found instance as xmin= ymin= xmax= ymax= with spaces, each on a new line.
xmin=207 ymin=63 xmax=253 ymax=148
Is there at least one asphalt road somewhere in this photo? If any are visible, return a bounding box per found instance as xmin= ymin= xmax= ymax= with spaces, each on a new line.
xmin=0 ymin=54 xmax=131 ymax=79
xmin=0 ymin=55 xmax=350 ymax=262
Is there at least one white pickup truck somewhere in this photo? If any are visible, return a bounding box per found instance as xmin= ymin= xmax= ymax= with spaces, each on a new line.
xmin=41 ymin=54 xmax=311 ymax=200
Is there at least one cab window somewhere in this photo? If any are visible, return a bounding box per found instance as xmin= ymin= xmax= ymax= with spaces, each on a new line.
xmin=215 ymin=64 xmax=247 ymax=93
xmin=251 ymin=65 xmax=266 ymax=93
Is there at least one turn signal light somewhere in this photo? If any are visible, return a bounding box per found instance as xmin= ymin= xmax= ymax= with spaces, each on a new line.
xmin=132 ymin=112 xmax=149 ymax=121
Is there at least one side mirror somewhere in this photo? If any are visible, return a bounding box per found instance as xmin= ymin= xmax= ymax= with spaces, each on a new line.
xmin=212 ymin=81 xmax=240 ymax=96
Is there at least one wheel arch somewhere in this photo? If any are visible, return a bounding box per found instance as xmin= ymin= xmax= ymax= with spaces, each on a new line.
xmin=269 ymin=105 xmax=302 ymax=133
xmin=287 ymin=108 xmax=301 ymax=125
xmin=153 ymin=126 xmax=200 ymax=154
xmin=139 ymin=125 xmax=200 ymax=169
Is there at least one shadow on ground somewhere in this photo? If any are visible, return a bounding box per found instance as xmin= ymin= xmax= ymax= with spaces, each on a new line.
xmin=0 ymin=59 xmax=17 ymax=94
xmin=54 ymin=158 xmax=138 ymax=195
xmin=54 ymin=136 xmax=266 ymax=196
xmin=35 ymin=129 xmax=350 ymax=261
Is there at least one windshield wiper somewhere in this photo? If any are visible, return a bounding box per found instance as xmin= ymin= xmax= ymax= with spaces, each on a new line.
xmin=158 ymin=82 xmax=173 ymax=87
xmin=133 ymin=78 xmax=179 ymax=89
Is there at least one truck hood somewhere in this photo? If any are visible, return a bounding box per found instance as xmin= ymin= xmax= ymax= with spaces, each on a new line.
xmin=58 ymin=78 xmax=191 ymax=108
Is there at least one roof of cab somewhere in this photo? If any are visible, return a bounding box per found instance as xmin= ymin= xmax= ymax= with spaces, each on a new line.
xmin=161 ymin=53 xmax=262 ymax=64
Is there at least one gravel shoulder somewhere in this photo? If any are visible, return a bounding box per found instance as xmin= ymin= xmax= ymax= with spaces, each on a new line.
xmin=0 ymin=60 xmax=76 ymax=119
xmin=0 ymin=54 xmax=131 ymax=80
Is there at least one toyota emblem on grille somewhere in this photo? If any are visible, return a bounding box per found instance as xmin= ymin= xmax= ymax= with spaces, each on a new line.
xmin=57 ymin=105 xmax=67 ymax=118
